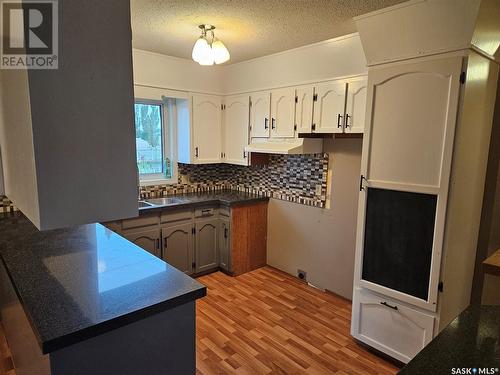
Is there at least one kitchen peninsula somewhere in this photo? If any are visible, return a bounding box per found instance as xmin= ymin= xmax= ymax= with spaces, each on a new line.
xmin=0 ymin=212 xmax=206 ymax=375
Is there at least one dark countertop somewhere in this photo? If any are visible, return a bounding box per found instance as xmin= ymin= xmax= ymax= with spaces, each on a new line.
xmin=0 ymin=212 xmax=206 ymax=354
xmin=138 ymin=190 xmax=269 ymax=215
xmin=399 ymin=305 xmax=500 ymax=374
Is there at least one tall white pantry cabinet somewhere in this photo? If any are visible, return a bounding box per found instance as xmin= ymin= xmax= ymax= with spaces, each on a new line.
xmin=350 ymin=51 xmax=499 ymax=363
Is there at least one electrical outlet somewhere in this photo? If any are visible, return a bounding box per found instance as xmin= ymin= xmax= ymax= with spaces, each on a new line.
xmin=297 ymin=269 xmax=307 ymax=281
xmin=315 ymin=184 xmax=322 ymax=196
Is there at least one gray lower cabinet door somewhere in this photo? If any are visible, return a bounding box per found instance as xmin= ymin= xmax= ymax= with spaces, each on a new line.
xmin=195 ymin=218 xmax=219 ymax=273
xmin=219 ymin=218 xmax=230 ymax=272
xmin=161 ymin=223 xmax=194 ymax=274
xmin=123 ymin=229 xmax=161 ymax=258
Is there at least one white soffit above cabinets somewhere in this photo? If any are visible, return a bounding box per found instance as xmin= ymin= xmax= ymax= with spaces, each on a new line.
xmin=355 ymin=0 xmax=500 ymax=66
xmin=130 ymin=0 xmax=408 ymax=64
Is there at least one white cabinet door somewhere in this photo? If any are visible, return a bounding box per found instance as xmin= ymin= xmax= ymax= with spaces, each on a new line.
xmin=250 ymin=91 xmax=270 ymax=138
xmin=192 ymin=94 xmax=222 ymax=163
xmin=270 ymin=87 xmax=296 ymax=138
xmin=312 ymin=81 xmax=346 ymax=133
xmin=351 ymin=288 xmax=435 ymax=363
xmin=345 ymin=78 xmax=367 ymax=134
xmin=295 ymin=85 xmax=314 ymax=133
xmin=224 ymin=95 xmax=250 ymax=165
xmin=353 ymin=56 xmax=463 ymax=310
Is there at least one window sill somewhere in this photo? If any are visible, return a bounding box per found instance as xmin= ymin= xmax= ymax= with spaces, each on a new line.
xmin=140 ymin=178 xmax=177 ymax=187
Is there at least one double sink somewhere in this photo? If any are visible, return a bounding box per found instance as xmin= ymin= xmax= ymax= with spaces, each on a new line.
xmin=138 ymin=197 xmax=190 ymax=209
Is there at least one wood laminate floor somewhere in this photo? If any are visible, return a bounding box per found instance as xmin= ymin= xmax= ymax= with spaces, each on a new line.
xmin=0 ymin=266 xmax=400 ymax=374
xmin=195 ymin=267 xmax=400 ymax=374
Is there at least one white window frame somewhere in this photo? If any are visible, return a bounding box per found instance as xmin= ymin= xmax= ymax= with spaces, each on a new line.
xmin=134 ymin=85 xmax=180 ymax=186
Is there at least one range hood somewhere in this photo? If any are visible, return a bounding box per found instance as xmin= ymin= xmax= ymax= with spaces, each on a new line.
xmin=245 ymin=138 xmax=323 ymax=155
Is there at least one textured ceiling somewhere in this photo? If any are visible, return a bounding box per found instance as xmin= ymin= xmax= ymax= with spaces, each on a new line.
xmin=130 ymin=0 xmax=408 ymax=64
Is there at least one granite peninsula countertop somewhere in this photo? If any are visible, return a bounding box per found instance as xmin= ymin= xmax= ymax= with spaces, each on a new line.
xmin=399 ymin=305 xmax=500 ymax=374
xmin=138 ymin=190 xmax=269 ymax=214
xmin=0 ymin=212 xmax=206 ymax=354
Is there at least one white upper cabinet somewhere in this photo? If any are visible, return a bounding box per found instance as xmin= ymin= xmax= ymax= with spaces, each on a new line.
xmin=345 ymin=78 xmax=368 ymax=134
xmin=223 ymin=95 xmax=250 ymax=166
xmin=250 ymin=91 xmax=271 ymax=138
xmin=270 ymin=87 xmax=296 ymax=138
xmin=295 ymin=85 xmax=314 ymax=133
xmin=312 ymin=81 xmax=347 ymax=133
xmin=192 ymin=94 xmax=222 ymax=164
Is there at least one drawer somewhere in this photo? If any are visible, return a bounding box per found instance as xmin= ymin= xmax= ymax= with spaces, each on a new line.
xmin=161 ymin=209 xmax=193 ymax=224
xmin=194 ymin=206 xmax=217 ymax=218
xmin=351 ymin=287 xmax=435 ymax=363
xmin=122 ymin=214 xmax=159 ymax=230
xmin=219 ymin=206 xmax=230 ymax=217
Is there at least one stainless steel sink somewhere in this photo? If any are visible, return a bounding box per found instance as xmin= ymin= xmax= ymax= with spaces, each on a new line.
xmin=138 ymin=201 xmax=154 ymax=208
xmin=145 ymin=197 xmax=189 ymax=206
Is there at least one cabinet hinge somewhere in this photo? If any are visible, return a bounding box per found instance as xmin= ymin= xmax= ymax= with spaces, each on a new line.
xmin=295 ymin=96 xmax=298 ymax=103
xmin=438 ymin=281 xmax=444 ymax=292
xmin=294 ymin=124 xmax=297 ymax=131
xmin=192 ymin=227 xmax=196 ymax=235
xmin=313 ymin=93 xmax=318 ymax=101
xmin=192 ymin=262 xmax=196 ymax=269
xmin=311 ymin=123 xmax=316 ymax=131
xmin=460 ymin=71 xmax=466 ymax=84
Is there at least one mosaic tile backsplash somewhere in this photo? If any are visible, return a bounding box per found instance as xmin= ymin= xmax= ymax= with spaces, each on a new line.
xmin=0 ymin=196 xmax=17 ymax=213
xmin=0 ymin=154 xmax=329 ymax=211
xmin=140 ymin=153 xmax=329 ymax=208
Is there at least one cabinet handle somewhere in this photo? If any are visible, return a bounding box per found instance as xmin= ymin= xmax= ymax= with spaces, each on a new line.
xmin=156 ymin=238 xmax=160 ymax=250
xmin=195 ymin=147 xmax=199 ymax=158
xmin=243 ymin=150 xmax=247 ymax=158
xmin=337 ymin=114 xmax=343 ymax=128
xmin=380 ymin=301 xmax=398 ymax=311
xmin=264 ymin=118 xmax=269 ymax=129
xmin=163 ymin=238 xmax=167 ymax=248
xmin=345 ymin=114 xmax=350 ymax=128
xmin=224 ymin=228 xmax=228 ymax=238
xmin=271 ymin=118 xmax=276 ymax=130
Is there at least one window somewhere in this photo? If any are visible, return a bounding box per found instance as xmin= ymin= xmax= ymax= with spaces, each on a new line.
xmin=134 ymin=100 xmax=174 ymax=184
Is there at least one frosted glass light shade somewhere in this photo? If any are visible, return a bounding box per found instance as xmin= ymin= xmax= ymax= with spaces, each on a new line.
xmin=212 ymin=39 xmax=230 ymax=64
xmin=192 ymin=37 xmax=213 ymax=65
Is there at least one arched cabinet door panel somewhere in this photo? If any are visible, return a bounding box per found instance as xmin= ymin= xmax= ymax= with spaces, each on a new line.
xmin=345 ymin=78 xmax=367 ymax=134
xmin=192 ymin=94 xmax=222 ymax=164
xmin=312 ymin=81 xmax=347 ymax=134
xmin=224 ymin=95 xmax=250 ymax=165
xmin=270 ymin=87 xmax=296 ymax=138
xmin=162 ymin=223 xmax=194 ymax=274
xmin=250 ymin=91 xmax=271 ymax=138
xmin=295 ymin=85 xmax=314 ymax=133
xmin=123 ymin=229 xmax=161 ymax=258
xmin=195 ymin=219 xmax=219 ymax=273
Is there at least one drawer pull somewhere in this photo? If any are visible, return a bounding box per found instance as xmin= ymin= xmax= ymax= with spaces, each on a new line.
xmin=201 ymin=209 xmax=211 ymax=215
xmin=380 ymin=301 xmax=398 ymax=311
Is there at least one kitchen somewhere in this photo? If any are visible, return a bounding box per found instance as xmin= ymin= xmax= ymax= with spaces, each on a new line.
xmin=0 ymin=0 xmax=499 ymax=374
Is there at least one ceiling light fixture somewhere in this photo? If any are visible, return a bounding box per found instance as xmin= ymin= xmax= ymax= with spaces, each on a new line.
xmin=192 ymin=25 xmax=230 ymax=65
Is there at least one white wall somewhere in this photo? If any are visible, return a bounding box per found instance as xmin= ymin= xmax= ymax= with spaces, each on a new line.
xmin=267 ymin=139 xmax=363 ymax=299
xmin=222 ymin=34 xmax=367 ymax=94
xmin=133 ymin=49 xmax=225 ymax=94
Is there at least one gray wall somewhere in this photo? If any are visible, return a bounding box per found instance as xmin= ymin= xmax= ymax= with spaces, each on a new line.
xmin=267 ymin=138 xmax=362 ymax=299
xmin=0 ymin=69 xmax=41 ymax=226
xmin=0 ymin=0 xmax=139 ymax=230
